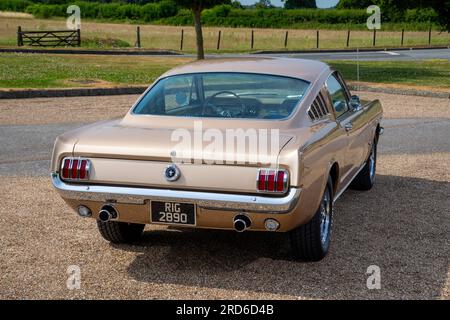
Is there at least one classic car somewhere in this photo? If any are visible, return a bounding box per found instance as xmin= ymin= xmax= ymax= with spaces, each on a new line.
xmin=51 ymin=57 xmax=383 ymax=261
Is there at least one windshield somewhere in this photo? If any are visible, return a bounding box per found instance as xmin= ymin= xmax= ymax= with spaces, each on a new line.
xmin=133 ymin=72 xmax=310 ymax=119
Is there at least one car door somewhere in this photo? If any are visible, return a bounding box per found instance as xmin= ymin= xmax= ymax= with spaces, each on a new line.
xmin=335 ymin=72 xmax=373 ymax=170
xmin=325 ymin=72 xmax=366 ymax=189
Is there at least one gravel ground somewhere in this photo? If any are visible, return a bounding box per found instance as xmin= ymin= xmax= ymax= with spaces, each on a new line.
xmin=0 ymin=92 xmax=449 ymax=299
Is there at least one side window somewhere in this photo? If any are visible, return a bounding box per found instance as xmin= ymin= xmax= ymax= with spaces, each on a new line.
xmin=326 ymin=74 xmax=349 ymax=118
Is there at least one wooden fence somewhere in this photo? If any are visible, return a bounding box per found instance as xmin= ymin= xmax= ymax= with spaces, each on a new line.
xmin=17 ymin=26 xmax=80 ymax=47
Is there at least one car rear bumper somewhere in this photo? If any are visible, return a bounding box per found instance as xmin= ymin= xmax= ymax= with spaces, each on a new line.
xmin=51 ymin=173 xmax=301 ymax=214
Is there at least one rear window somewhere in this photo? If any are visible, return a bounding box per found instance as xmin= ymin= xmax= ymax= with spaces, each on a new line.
xmin=133 ymin=72 xmax=310 ymax=119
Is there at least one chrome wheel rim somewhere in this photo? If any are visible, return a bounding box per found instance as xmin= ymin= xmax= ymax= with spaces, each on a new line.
xmin=369 ymin=145 xmax=376 ymax=182
xmin=319 ymin=188 xmax=331 ymax=246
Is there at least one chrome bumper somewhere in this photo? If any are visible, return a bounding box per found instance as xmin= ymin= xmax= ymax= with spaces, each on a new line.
xmin=51 ymin=173 xmax=300 ymax=214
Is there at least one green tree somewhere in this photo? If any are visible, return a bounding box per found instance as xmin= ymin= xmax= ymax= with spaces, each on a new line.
xmin=415 ymin=0 xmax=449 ymax=31
xmin=174 ymin=0 xmax=230 ymax=60
xmin=336 ymin=0 xmax=374 ymax=9
xmin=230 ymin=0 xmax=243 ymax=8
xmin=372 ymin=0 xmax=449 ymax=29
xmin=255 ymin=0 xmax=274 ymax=9
xmin=284 ymin=0 xmax=317 ymax=9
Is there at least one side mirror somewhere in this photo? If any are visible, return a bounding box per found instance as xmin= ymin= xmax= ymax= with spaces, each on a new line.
xmin=349 ymin=95 xmax=361 ymax=111
xmin=334 ymin=100 xmax=346 ymax=113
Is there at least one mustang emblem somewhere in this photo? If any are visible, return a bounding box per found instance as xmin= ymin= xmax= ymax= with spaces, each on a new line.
xmin=164 ymin=164 xmax=180 ymax=182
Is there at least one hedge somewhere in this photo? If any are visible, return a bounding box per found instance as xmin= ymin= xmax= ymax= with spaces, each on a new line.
xmin=0 ymin=0 xmax=33 ymax=12
xmin=162 ymin=6 xmax=371 ymax=28
xmin=24 ymin=1 xmax=178 ymax=21
xmin=1 ymin=0 xmax=440 ymax=29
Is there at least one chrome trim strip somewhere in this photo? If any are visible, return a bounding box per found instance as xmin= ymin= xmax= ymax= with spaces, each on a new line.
xmin=84 ymin=159 xmax=91 ymax=180
xmin=51 ymin=173 xmax=301 ymax=214
xmin=76 ymin=159 xmax=81 ymax=180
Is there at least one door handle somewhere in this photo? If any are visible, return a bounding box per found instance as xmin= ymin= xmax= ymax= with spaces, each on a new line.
xmin=344 ymin=123 xmax=353 ymax=131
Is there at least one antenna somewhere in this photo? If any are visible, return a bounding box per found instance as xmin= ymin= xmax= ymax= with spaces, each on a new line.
xmin=356 ymin=47 xmax=360 ymax=91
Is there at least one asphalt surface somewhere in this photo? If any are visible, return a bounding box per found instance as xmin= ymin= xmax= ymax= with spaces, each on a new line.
xmin=3 ymin=47 xmax=449 ymax=61
xmin=0 ymin=92 xmax=449 ymax=299
xmin=263 ymin=48 xmax=450 ymax=61
xmin=191 ymin=47 xmax=450 ymax=61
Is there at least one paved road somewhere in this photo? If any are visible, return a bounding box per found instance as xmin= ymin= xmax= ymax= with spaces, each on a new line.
xmin=189 ymin=48 xmax=450 ymax=61
xmin=264 ymin=48 xmax=450 ymax=61
xmin=3 ymin=47 xmax=449 ymax=61
xmin=0 ymin=92 xmax=449 ymax=299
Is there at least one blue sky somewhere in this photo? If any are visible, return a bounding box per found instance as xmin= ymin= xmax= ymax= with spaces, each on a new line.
xmin=239 ymin=0 xmax=340 ymax=8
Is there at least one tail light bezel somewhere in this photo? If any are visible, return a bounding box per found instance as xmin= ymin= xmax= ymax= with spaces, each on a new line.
xmin=256 ymin=168 xmax=289 ymax=194
xmin=60 ymin=157 xmax=91 ymax=181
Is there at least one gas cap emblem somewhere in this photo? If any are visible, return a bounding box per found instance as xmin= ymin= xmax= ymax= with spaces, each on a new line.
xmin=164 ymin=164 xmax=180 ymax=182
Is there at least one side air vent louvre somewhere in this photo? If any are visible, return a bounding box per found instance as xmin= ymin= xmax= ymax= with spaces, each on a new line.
xmin=308 ymin=92 xmax=330 ymax=122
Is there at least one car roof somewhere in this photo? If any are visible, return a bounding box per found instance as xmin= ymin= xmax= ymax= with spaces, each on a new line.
xmin=160 ymin=57 xmax=330 ymax=82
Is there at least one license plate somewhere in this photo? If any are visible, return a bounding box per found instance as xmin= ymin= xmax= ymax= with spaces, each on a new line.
xmin=151 ymin=201 xmax=196 ymax=226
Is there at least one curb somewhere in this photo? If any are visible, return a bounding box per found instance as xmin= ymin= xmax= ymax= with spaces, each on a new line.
xmin=0 ymin=48 xmax=181 ymax=56
xmin=0 ymin=85 xmax=448 ymax=100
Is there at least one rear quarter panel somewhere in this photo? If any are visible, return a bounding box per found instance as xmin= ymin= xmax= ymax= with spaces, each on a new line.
xmin=278 ymin=98 xmax=382 ymax=228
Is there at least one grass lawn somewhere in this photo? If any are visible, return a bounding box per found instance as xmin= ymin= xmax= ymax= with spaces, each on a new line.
xmin=0 ymin=53 xmax=449 ymax=91
xmin=1 ymin=13 xmax=449 ymax=52
xmin=0 ymin=53 xmax=192 ymax=88
xmin=328 ymin=59 xmax=450 ymax=90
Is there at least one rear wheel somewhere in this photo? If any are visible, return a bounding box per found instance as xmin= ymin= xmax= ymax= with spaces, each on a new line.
xmin=289 ymin=177 xmax=333 ymax=261
xmin=350 ymin=140 xmax=377 ymax=191
xmin=97 ymin=220 xmax=145 ymax=243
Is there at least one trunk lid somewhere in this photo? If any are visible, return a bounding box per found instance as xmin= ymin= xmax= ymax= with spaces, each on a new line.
xmin=72 ymin=120 xmax=294 ymax=194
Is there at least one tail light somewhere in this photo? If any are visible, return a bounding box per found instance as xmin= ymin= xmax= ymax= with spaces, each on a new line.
xmin=60 ymin=157 xmax=91 ymax=181
xmin=257 ymin=169 xmax=289 ymax=194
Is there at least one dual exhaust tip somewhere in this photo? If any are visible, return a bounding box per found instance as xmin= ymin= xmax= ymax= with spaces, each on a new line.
xmin=233 ymin=214 xmax=251 ymax=232
xmin=98 ymin=206 xmax=251 ymax=232
xmin=98 ymin=204 xmax=118 ymax=222
xmin=87 ymin=205 xmax=276 ymax=232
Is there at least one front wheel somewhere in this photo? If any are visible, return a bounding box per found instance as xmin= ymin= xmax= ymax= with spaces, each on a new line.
xmin=289 ymin=177 xmax=333 ymax=261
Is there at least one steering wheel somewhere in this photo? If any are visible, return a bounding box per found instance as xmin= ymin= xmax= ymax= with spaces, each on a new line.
xmin=202 ymin=91 xmax=245 ymax=117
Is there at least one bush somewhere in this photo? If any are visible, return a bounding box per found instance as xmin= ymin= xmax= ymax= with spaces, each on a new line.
xmin=404 ymin=8 xmax=438 ymax=24
xmin=0 ymin=0 xmax=33 ymax=12
xmin=25 ymin=3 xmax=66 ymax=18
xmin=24 ymin=1 xmax=179 ymax=21
xmin=4 ymin=1 xmax=443 ymax=30
xmin=163 ymin=8 xmax=370 ymax=28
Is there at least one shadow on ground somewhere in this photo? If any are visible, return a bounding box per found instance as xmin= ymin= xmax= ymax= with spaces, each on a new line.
xmin=116 ymin=174 xmax=449 ymax=299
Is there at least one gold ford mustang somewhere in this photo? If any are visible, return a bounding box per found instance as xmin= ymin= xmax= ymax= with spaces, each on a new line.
xmin=51 ymin=57 xmax=383 ymax=261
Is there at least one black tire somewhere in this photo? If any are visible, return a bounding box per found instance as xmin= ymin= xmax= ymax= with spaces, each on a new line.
xmin=289 ymin=176 xmax=333 ymax=262
xmin=350 ymin=140 xmax=377 ymax=191
xmin=97 ymin=220 xmax=145 ymax=243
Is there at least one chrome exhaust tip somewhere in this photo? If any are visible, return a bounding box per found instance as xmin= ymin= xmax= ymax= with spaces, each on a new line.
xmin=233 ymin=214 xmax=251 ymax=232
xmin=98 ymin=204 xmax=118 ymax=222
